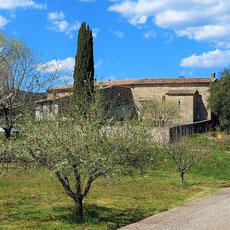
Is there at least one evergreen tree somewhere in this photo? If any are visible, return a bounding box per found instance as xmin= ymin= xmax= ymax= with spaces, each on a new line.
xmin=208 ymin=68 xmax=230 ymax=132
xmin=73 ymin=22 xmax=94 ymax=101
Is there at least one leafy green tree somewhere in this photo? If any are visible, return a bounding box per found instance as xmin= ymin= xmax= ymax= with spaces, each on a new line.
xmin=13 ymin=89 xmax=153 ymax=223
xmin=73 ymin=22 xmax=94 ymax=101
xmin=209 ymin=69 xmax=230 ymax=132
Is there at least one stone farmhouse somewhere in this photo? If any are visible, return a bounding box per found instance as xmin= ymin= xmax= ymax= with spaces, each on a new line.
xmin=35 ymin=73 xmax=216 ymax=124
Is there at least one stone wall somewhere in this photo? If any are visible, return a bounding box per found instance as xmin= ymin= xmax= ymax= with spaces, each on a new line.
xmin=36 ymin=78 xmax=213 ymax=124
xmin=35 ymin=103 xmax=58 ymax=120
xmin=147 ymin=127 xmax=170 ymax=143
xmin=130 ymin=84 xmax=210 ymax=123
xmin=144 ymin=120 xmax=214 ymax=143
xmin=166 ymin=94 xmax=194 ymax=123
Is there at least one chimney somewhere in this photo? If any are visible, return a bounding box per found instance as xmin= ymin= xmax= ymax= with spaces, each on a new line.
xmin=211 ymin=72 xmax=216 ymax=79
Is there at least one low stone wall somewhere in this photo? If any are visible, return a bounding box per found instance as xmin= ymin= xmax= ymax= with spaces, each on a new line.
xmin=148 ymin=127 xmax=170 ymax=143
xmin=169 ymin=120 xmax=213 ymax=143
xmin=147 ymin=120 xmax=214 ymax=143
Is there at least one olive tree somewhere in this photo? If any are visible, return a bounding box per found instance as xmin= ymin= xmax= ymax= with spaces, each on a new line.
xmin=139 ymin=98 xmax=179 ymax=127
xmin=13 ymin=90 xmax=153 ymax=223
xmin=164 ymin=140 xmax=210 ymax=183
xmin=0 ymin=33 xmax=60 ymax=138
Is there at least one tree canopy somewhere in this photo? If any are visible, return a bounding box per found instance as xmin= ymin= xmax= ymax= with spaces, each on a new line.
xmin=138 ymin=98 xmax=180 ymax=127
xmin=12 ymin=89 xmax=153 ymax=222
xmin=208 ymin=68 xmax=230 ymax=132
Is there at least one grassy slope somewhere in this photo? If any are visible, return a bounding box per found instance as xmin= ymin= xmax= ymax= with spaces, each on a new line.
xmin=0 ymin=134 xmax=230 ymax=230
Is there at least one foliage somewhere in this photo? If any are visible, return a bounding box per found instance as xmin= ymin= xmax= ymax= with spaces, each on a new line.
xmin=138 ymin=98 xmax=179 ymax=127
xmin=208 ymin=68 xmax=230 ymax=132
xmin=12 ymin=89 xmax=153 ymax=223
xmin=163 ymin=139 xmax=210 ymax=183
xmin=73 ymin=22 xmax=94 ymax=101
xmin=187 ymin=133 xmax=230 ymax=152
xmin=0 ymin=32 xmax=60 ymax=138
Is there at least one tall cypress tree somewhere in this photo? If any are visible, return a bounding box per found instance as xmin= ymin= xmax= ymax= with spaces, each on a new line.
xmin=73 ymin=22 xmax=94 ymax=101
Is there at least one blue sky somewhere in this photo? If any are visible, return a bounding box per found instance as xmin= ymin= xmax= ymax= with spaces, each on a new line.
xmin=1 ymin=0 xmax=230 ymax=84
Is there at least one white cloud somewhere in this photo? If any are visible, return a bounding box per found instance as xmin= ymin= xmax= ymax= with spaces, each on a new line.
xmin=42 ymin=57 xmax=102 ymax=84
xmin=94 ymin=59 xmax=103 ymax=69
xmin=164 ymin=32 xmax=174 ymax=43
xmin=47 ymin=11 xmax=81 ymax=38
xmin=49 ymin=20 xmax=68 ymax=32
xmin=0 ymin=0 xmax=45 ymax=28
xmin=114 ymin=30 xmax=124 ymax=38
xmin=130 ymin=15 xmax=147 ymax=25
xmin=47 ymin=11 xmax=65 ymax=21
xmin=92 ymin=28 xmax=100 ymax=38
xmin=108 ymin=0 xmax=230 ymax=47
xmin=0 ymin=0 xmax=45 ymax=10
xmin=176 ymin=24 xmax=230 ymax=48
xmin=65 ymin=22 xmax=81 ymax=38
xmin=143 ymin=29 xmax=156 ymax=39
xmin=40 ymin=57 xmax=75 ymax=73
xmin=0 ymin=15 xmax=9 ymax=28
xmin=180 ymin=49 xmax=230 ymax=68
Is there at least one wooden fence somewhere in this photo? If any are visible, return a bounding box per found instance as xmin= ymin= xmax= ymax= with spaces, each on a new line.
xmin=169 ymin=120 xmax=214 ymax=143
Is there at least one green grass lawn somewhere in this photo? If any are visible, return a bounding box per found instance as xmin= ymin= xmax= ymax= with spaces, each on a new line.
xmin=0 ymin=134 xmax=230 ymax=230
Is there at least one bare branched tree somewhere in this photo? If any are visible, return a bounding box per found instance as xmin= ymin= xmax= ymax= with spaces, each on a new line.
xmin=0 ymin=33 xmax=61 ymax=138
xmin=164 ymin=140 xmax=210 ymax=183
xmin=139 ymin=98 xmax=179 ymax=127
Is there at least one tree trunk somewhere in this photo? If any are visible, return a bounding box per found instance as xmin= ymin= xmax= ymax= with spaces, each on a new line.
xmin=4 ymin=128 xmax=11 ymax=139
xmin=3 ymin=107 xmax=13 ymax=139
xmin=180 ymin=172 xmax=184 ymax=183
xmin=74 ymin=197 xmax=83 ymax=223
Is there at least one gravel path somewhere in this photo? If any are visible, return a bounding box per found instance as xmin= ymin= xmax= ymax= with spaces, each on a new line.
xmin=119 ymin=187 xmax=230 ymax=230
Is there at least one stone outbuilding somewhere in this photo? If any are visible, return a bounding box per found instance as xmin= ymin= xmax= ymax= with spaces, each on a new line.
xmin=35 ymin=85 xmax=135 ymax=120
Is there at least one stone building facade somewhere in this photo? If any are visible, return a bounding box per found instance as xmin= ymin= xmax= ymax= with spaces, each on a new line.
xmin=35 ymin=85 xmax=135 ymax=120
xmin=99 ymin=74 xmax=215 ymax=123
xmin=35 ymin=74 xmax=216 ymax=124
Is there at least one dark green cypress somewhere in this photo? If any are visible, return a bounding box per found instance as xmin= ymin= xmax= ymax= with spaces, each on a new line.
xmin=73 ymin=22 xmax=94 ymax=101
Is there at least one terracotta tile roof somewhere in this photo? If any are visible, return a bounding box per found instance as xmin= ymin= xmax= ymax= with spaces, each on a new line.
xmin=47 ymin=85 xmax=73 ymax=92
xmin=36 ymin=95 xmax=70 ymax=104
xmin=100 ymin=77 xmax=212 ymax=87
xmin=166 ymin=89 xmax=198 ymax=95
xmin=47 ymin=77 xmax=212 ymax=92
xmin=36 ymin=85 xmax=131 ymax=104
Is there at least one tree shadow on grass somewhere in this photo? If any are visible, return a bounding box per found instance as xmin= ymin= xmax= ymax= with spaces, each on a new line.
xmin=53 ymin=203 xmax=149 ymax=229
xmin=4 ymin=203 xmax=151 ymax=229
